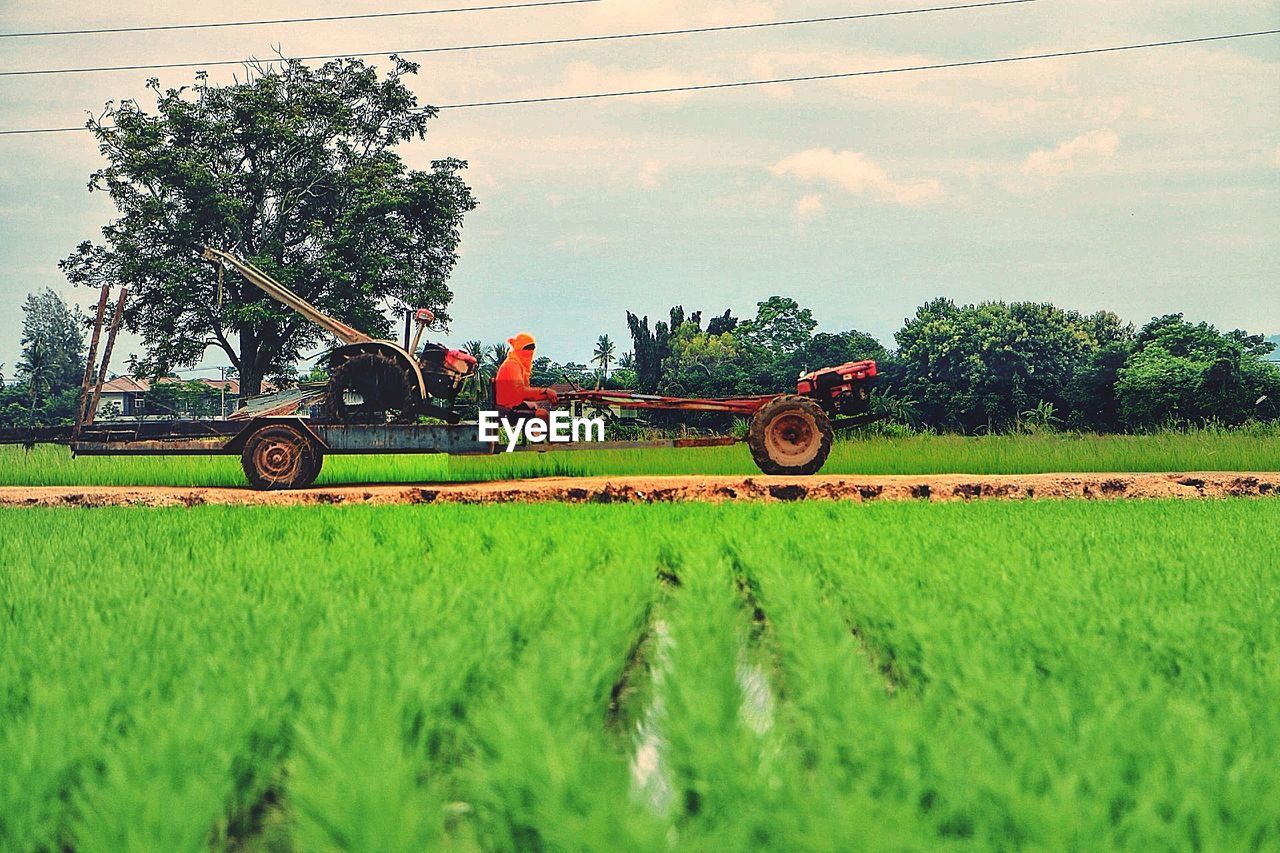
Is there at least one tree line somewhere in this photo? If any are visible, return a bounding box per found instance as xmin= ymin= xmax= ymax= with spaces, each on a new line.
xmin=609 ymin=295 xmax=1280 ymax=433
xmin=6 ymin=287 xmax=1279 ymax=433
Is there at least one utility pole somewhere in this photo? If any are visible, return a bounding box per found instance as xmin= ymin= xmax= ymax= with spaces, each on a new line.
xmin=219 ymin=366 xmax=227 ymax=418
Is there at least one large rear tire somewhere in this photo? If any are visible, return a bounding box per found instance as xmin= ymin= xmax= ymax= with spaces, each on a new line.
xmin=748 ymin=395 xmax=833 ymax=475
xmin=240 ymin=423 xmax=323 ymax=490
xmin=323 ymin=352 xmax=418 ymax=424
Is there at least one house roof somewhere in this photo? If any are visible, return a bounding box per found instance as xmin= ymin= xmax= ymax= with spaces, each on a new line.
xmin=99 ymin=376 xmax=149 ymax=393
xmin=185 ymin=377 xmax=241 ymax=394
xmin=98 ymin=376 xmax=257 ymax=395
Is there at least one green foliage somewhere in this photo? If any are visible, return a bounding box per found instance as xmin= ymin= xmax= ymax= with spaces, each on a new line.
xmin=145 ymin=379 xmax=224 ymax=419
xmin=591 ymin=334 xmax=616 ymax=377
xmin=894 ymin=298 xmax=1130 ymax=432
xmin=3 ymin=290 xmax=89 ymax=427
xmin=615 ymin=293 xmax=1278 ymax=435
xmin=733 ymin=295 xmax=815 ymax=356
xmin=661 ymin=326 xmax=745 ymax=397
xmin=1 ymin=501 xmax=1278 ymax=849
xmin=729 ymin=296 xmax=821 ymax=392
xmin=608 ymin=367 xmax=638 ymax=390
xmin=1063 ymin=342 xmax=1131 ymax=431
xmin=628 ymin=296 xmax=885 ymax=401
xmin=1117 ymin=314 xmax=1280 ymax=428
xmin=60 ymin=58 xmax=476 ymax=396
xmin=626 ymin=307 xmax=702 ymax=393
xmin=19 ymin=289 xmax=86 ymax=394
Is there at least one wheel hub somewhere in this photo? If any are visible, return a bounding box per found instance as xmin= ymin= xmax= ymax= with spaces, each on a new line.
xmin=766 ymin=413 xmax=819 ymax=463
xmin=256 ymin=440 xmax=300 ymax=478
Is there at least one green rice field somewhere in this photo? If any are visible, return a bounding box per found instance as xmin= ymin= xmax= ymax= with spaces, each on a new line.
xmin=3 ymin=429 xmax=1280 ymax=487
xmin=2 ymin=500 xmax=1277 ymax=850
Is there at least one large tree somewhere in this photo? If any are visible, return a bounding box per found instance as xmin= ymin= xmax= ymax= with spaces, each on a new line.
xmin=1116 ymin=314 xmax=1280 ymax=427
xmin=61 ymin=58 xmax=476 ymax=396
xmin=895 ymin=298 xmax=1123 ymax=432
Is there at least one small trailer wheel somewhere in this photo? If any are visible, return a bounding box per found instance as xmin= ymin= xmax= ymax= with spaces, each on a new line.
xmin=748 ymin=395 xmax=833 ymax=475
xmin=240 ymin=423 xmax=323 ymax=490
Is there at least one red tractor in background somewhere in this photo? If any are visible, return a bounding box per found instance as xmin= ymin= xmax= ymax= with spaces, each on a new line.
xmin=561 ymin=359 xmax=880 ymax=476
xmin=744 ymin=359 xmax=879 ymax=475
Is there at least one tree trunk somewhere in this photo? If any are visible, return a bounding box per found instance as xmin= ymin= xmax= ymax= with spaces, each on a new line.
xmin=239 ymin=330 xmax=263 ymax=399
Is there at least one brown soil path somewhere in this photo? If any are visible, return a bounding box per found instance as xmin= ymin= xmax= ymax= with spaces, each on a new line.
xmin=1 ymin=473 xmax=1278 ymax=508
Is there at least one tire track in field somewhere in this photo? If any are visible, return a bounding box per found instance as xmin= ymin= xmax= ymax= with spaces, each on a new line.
xmin=609 ymin=555 xmax=682 ymax=815
xmin=725 ymin=547 xmax=787 ymax=722
xmin=624 ymin=616 xmax=676 ymax=815
xmin=616 ymin=548 xmax=792 ymax=821
xmin=725 ymin=546 xmax=792 ymax=786
xmin=809 ymin=561 xmax=914 ymax=695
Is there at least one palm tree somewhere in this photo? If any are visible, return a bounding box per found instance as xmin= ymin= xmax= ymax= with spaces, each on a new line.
xmin=17 ymin=343 xmax=51 ymax=427
xmin=480 ymin=343 xmax=510 ymax=406
xmin=592 ymin=334 xmax=616 ymax=378
xmin=616 ymin=351 xmax=635 ymax=370
xmin=487 ymin=342 xmax=509 ymax=372
xmin=464 ymin=340 xmax=488 ymax=403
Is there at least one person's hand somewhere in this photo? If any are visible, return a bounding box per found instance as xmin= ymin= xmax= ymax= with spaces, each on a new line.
xmin=546 ymin=389 xmax=559 ymax=404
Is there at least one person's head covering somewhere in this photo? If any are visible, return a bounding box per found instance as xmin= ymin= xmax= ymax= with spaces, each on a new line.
xmin=508 ymin=332 xmax=537 ymax=368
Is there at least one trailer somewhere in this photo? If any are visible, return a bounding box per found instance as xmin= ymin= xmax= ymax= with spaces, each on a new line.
xmin=0 ymin=384 xmax=884 ymax=489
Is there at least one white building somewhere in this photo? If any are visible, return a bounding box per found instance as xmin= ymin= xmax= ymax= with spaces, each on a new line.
xmin=94 ymin=376 xmax=246 ymax=420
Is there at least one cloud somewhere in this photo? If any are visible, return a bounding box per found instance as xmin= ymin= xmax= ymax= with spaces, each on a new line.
xmin=583 ymin=0 xmax=775 ymax=28
xmin=794 ymin=194 xmax=825 ymax=219
xmin=771 ymin=148 xmax=943 ymax=206
xmin=1022 ymin=129 xmax=1120 ymax=178
xmin=637 ymin=160 xmax=665 ymax=189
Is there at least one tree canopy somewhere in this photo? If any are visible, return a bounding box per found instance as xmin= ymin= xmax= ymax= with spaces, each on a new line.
xmin=61 ymin=57 xmax=476 ymax=396
xmin=618 ymin=294 xmax=1279 ymax=434
xmin=894 ymin=299 xmax=1132 ymax=431
xmin=1117 ymin=315 xmax=1280 ymax=427
xmin=1 ymin=290 xmax=87 ymax=427
xmin=19 ymin=289 xmax=86 ymax=394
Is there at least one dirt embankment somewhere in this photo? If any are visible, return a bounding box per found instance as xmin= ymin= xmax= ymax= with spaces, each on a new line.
xmin=1 ymin=473 xmax=1278 ymax=508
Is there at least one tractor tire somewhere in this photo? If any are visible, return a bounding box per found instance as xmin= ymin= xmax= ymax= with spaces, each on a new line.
xmin=748 ymin=394 xmax=833 ymax=476
xmin=240 ymin=423 xmax=323 ymax=490
xmin=323 ymin=352 xmax=418 ymax=424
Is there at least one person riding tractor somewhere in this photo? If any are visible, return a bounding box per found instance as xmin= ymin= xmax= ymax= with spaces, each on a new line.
xmin=494 ymin=332 xmax=558 ymax=420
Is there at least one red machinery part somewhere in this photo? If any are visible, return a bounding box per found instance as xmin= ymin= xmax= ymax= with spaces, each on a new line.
xmin=557 ymin=390 xmax=777 ymax=415
xmin=444 ymin=349 xmax=478 ymax=376
xmin=560 ymin=359 xmax=879 ymax=416
xmin=795 ymin=359 xmax=878 ymax=396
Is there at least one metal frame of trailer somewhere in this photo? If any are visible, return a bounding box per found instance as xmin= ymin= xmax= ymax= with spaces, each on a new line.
xmin=61 ymin=417 xmax=742 ymax=490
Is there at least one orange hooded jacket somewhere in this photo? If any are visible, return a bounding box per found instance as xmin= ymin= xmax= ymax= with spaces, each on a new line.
xmin=494 ymin=332 xmax=555 ymax=409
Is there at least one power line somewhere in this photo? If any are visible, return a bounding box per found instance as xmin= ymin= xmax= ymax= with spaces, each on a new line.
xmin=0 ymin=0 xmax=600 ymax=39
xmin=439 ymin=28 xmax=1280 ymax=108
xmin=1 ymin=29 xmax=1276 ymax=136
xmin=0 ymin=0 xmax=1036 ymax=77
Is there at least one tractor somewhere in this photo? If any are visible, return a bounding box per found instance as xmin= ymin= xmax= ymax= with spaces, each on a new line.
xmin=202 ymin=248 xmax=477 ymax=424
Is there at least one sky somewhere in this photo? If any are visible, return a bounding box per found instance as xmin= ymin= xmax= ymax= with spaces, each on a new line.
xmin=0 ymin=0 xmax=1277 ymax=378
